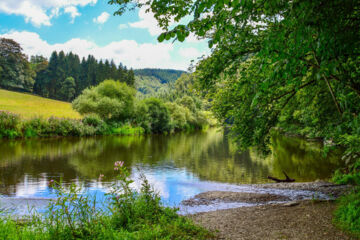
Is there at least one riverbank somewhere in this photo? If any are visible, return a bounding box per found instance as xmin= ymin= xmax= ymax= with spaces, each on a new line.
xmin=184 ymin=181 xmax=355 ymax=239
xmin=191 ymin=200 xmax=351 ymax=240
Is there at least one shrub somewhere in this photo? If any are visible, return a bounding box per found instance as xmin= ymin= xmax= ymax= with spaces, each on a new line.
xmin=334 ymin=189 xmax=360 ymax=237
xmin=72 ymin=80 xmax=136 ymax=122
xmin=111 ymin=124 xmax=145 ymax=135
xmin=82 ymin=114 xmax=103 ymax=127
xmin=0 ymin=111 xmax=20 ymax=138
xmin=22 ymin=117 xmax=48 ymax=137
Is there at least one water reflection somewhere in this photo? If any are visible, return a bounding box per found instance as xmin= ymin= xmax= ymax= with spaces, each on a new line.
xmin=0 ymin=129 xmax=344 ymax=205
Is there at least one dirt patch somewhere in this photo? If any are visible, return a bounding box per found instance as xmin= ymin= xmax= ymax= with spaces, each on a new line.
xmin=191 ymin=200 xmax=353 ymax=240
xmin=182 ymin=191 xmax=290 ymax=206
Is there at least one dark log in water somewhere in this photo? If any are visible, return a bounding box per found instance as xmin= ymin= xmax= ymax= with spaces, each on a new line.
xmin=268 ymin=171 xmax=295 ymax=183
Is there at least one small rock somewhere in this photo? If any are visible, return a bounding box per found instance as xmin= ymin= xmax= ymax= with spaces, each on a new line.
xmin=283 ymin=201 xmax=300 ymax=207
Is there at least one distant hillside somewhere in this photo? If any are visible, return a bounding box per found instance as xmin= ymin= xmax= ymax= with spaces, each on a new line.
xmin=135 ymin=75 xmax=174 ymax=98
xmin=134 ymin=69 xmax=186 ymax=84
xmin=0 ymin=89 xmax=81 ymax=119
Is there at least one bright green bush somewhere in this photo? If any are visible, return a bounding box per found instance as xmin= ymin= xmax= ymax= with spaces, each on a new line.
xmin=334 ymin=189 xmax=360 ymax=237
xmin=72 ymin=80 xmax=136 ymax=122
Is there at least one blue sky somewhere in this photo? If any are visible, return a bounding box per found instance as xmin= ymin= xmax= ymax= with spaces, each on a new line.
xmin=0 ymin=0 xmax=209 ymax=70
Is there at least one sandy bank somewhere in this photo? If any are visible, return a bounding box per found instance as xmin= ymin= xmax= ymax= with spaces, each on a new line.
xmin=191 ymin=200 xmax=352 ymax=240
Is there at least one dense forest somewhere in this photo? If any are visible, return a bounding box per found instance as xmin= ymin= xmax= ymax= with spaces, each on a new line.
xmin=134 ymin=68 xmax=186 ymax=84
xmin=0 ymin=38 xmax=135 ymax=102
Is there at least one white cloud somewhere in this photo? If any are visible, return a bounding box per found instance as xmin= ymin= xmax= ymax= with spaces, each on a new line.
xmin=0 ymin=30 xmax=203 ymax=70
xmin=64 ymin=6 xmax=81 ymax=23
xmin=93 ymin=12 xmax=110 ymax=24
xmin=0 ymin=0 xmax=96 ymax=27
xmin=118 ymin=24 xmax=128 ymax=30
xmin=178 ymin=47 xmax=201 ymax=59
xmin=129 ymin=8 xmax=163 ymax=36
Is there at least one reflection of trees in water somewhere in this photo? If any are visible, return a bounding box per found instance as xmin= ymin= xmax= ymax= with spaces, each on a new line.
xmin=266 ymin=133 xmax=344 ymax=181
xmin=0 ymin=130 xmax=345 ymax=195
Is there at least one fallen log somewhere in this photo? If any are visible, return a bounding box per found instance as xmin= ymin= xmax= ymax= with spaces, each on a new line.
xmin=267 ymin=171 xmax=295 ymax=183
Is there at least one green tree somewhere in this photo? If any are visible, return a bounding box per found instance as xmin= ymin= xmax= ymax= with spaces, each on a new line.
xmin=110 ymin=0 xmax=360 ymax=150
xmin=141 ymin=98 xmax=171 ymax=133
xmin=72 ymin=80 xmax=136 ymax=122
xmin=59 ymin=77 xmax=76 ymax=102
xmin=0 ymin=38 xmax=35 ymax=92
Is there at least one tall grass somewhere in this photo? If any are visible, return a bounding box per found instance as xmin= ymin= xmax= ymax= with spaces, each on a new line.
xmin=0 ymin=111 xmax=144 ymax=139
xmin=0 ymin=162 xmax=213 ymax=239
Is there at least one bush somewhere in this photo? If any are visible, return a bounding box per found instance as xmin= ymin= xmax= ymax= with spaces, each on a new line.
xmin=82 ymin=114 xmax=103 ymax=127
xmin=0 ymin=111 xmax=20 ymax=138
xmin=111 ymin=124 xmax=145 ymax=135
xmin=22 ymin=117 xmax=47 ymax=137
xmin=72 ymin=80 xmax=136 ymax=122
xmin=334 ymin=189 xmax=360 ymax=237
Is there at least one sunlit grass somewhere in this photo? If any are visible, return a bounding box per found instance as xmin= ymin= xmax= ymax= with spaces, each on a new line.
xmin=0 ymin=89 xmax=81 ymax=119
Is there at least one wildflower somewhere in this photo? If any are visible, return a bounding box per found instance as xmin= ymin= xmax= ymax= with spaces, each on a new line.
xmin=114 ymin=161 xmax=124 ymax=167
xmin=98 ymin=174 xmax=104 ymax=180
xmin=49 ymin=179 xmax=54 ymax=186
xmin=114 ymin=167 xmax=118 ymax=171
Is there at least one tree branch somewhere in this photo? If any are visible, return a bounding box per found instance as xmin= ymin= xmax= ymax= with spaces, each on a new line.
xmin=271 ymin=80 xmax=316 ymax=102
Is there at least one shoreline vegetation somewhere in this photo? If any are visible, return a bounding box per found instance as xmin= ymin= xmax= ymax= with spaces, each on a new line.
xmin=0 ymin=77 xmax=216 ymax=139
xmin=0 ymin=180 xmax=355 ymax=239
xmin=0 ymin=162 xmax=214 ymax=239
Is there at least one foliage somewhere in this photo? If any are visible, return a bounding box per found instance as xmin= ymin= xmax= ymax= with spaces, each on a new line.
xmin=110 ymin=0 xmax=360 ymax=235
xmin=333 ymin=160 xmax=360 ymax=187
xmin=0 ymin=37 xmax=135 ymax=102
xmin=141 ymin=98 xmax=171 ymax=133
xmin=135 ymin=75 xmax=173 ymax=98
xmin=135 ymin=73 xmax=214 ymax=132
xmin=334 ymin=189 xmax=360 ymax=237
xmin=0 ymin=111 xmax=143 ymax=139
xmin=0 ymin=38 xmax=35 ymax=92
xmin=58 ymin=77 xmax=76 ymax=102
xmin=34 ymin=51 xmax=135 ymax=101
xmin=110 ymin=0 xmax=360 ymax=150
xmin=72 ymin=80 xmax=136 ymax=122
xmin=0 ymin=162 xmax=213 ymax=239
xmin=0 ymin=111 xmax=20 ymax=138
xmin=134 ymin=68 xmax=186 ymax=84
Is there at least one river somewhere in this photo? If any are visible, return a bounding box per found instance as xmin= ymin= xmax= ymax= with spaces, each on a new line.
xmin=0 ymin=128 xmax=344 ymax=214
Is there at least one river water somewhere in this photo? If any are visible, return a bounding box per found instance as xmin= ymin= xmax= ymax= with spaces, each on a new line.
xmin=0 ymin=128 xmax=344 ymax=214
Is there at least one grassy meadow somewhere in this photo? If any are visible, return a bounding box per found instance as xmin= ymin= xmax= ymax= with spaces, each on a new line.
xmin=0 ymin=89 xmax=81 ymax=119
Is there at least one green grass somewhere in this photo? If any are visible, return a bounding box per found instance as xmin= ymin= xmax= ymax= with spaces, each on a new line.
xmin=0 ymin=89 xmax=81 ymax=119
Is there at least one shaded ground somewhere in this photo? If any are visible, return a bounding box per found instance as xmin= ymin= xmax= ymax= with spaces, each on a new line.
xmin=191 ymin=200 xmax=354 ymax=240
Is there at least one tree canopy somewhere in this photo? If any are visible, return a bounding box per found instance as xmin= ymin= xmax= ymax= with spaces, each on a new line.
xmin=0 ymin=38 xmax=35 ymax=92
xmin=110 ymin=0 xmax=360 ymax=154
xmin=72 ymin=80 xmax=136 ymax=121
